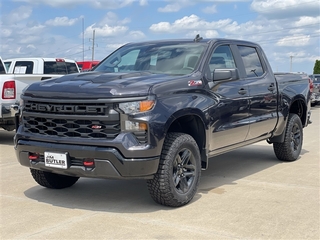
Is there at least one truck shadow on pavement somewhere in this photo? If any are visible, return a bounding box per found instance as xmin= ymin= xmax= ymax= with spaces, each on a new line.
xmin=23 ymin=143 xmax=309 ymax=213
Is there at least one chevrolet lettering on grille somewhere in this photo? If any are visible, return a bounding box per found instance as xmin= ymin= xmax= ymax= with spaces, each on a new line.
xmin=25 ymin=103 xmax=108 ymax=114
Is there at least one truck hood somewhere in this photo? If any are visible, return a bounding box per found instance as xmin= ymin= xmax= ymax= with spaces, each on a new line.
xmin=24 ymin=71 xmax=179 ymax=99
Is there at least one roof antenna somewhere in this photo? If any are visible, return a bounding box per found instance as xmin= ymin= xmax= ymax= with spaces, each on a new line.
xmin=194 ymin=34 xmax=203 ymax=42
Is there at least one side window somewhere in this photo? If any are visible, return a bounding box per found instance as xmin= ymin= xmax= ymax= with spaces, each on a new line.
xmin=238 ymin=46 xmax=265 ymax=77
xmin=0 ymin=61 xmax=6 ymax=74
xmin=65 ymin=62 xmax=79 ymax=74
xmin=4 ymin=62 xmax=11 ymax=72
xmin=209 ymin=45 xmax=236 ymax=72
xmin=117 ymin=49 xmax=140 ymax=71
xmin=14 ymin=61 xmax=34 ymax=74
xmin=77 ymin=64 xmax=83 ymax=71
xmin=44 ymin=62 xmax=68 ymax=74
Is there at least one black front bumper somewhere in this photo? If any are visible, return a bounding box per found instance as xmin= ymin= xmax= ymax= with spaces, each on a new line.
xmin=15 ymin=139 xmax=159 ymax=179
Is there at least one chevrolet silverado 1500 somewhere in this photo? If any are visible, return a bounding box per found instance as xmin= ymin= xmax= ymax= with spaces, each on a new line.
xmin=14 ymin=37 xmax=311 ymax=207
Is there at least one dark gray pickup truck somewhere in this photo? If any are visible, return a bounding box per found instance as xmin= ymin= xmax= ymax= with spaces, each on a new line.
xmin=14 ymin=37 xmax=312 ymax=207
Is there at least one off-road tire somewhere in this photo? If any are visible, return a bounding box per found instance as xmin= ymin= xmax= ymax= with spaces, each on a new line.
xmin=30 ymin=169 xmax=79 ymax=189
xmin=147 ymin=132 xmax=201 ymax=207
xmin=273 ymin=113 xmax=303 ymax=161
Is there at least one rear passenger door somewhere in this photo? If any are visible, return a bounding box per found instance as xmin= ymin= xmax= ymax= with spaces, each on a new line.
xmin=237 ymin=45 xmax=278 ymax=140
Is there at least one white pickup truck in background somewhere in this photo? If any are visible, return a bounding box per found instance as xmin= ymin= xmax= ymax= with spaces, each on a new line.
xmin=0 ymin=57 xmax=79 ymax=131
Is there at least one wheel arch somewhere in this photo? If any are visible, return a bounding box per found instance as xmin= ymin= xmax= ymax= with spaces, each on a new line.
xmin=166 ymin=110 xmax=208 ymax=169
xmin=289 ymin=97 xmax=308 ymax=127
xmin=269 ymin=96 xmax=307 ymax=143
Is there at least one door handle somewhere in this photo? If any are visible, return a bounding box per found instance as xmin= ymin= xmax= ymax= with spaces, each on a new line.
xmin=238 ymin=88 xmax=247 ymax=95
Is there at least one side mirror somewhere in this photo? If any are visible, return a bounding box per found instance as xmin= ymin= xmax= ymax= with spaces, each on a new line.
xmin=213 ymin=68 xmax=239 ymax=81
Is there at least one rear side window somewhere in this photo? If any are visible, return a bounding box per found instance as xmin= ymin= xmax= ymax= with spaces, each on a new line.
xmin=44 ymin=62 xmax=78 ymax=74
xmin=65 ymin=62 xmax=79 ymax=73
xmin=13 ymin=61 xmax=34 ymax=74
xmin=0 ymin=61 xmax=6 ymax=74
xmin=4 ymin=62 xmax=11 ymax=72
xmin=238 ymin=46 xmax=265 ymax=78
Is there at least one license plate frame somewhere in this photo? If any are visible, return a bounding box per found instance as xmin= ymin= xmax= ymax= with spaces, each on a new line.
xmin=44 ymin=152 xmax=69 ymax=169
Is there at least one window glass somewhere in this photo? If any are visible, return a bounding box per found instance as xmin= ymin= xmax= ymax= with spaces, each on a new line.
xmin=238 ymin=46 xmax=264 ymax=77
xmin=65 ymin=62 xmax=79 ymax=73
xmin=77 ymin=63 xmax=83 ymax=71
xmin=4 ymin=62 xmax=11 ymax=72
xmin=14 ymin=61 xmax=34 ymax=74
xmin=0 ymin=61 xmax=6 ymax=74
xmin=44 ymin=61 xmax=78 ymax=74
xmin=209 ymin=45 xmax=236 ymax=72
xmin=117 ymin=49 xmax=140 ymax=72
xmin=95 ymin=42 xmax=207 ymax=75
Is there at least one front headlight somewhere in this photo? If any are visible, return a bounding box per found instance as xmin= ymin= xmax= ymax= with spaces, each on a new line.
xmin=119 ymin=100 xmax=155 ymax=114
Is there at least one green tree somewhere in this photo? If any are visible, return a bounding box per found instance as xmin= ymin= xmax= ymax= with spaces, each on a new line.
xmin=314 ymin=60 xmax=320 ymax=74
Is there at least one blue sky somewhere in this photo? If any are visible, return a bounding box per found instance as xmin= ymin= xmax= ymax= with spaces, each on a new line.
xmin=1 ymin=0 xmax=319 ymax=74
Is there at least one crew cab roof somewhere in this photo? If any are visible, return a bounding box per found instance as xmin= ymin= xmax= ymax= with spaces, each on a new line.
xmin=3 ymin=57 xmax=76 ymax=63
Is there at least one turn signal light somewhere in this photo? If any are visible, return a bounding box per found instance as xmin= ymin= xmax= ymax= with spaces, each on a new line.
xmin=140 ymin=100 xmax=154 ymax=112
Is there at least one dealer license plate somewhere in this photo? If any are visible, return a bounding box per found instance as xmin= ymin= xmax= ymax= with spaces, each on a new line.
xmin=44 ymin=152 xmax=68 ymax=169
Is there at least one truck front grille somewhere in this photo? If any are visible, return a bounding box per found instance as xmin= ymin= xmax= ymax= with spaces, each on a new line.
xmin=22 ymin=101 xmax=120 ymax=139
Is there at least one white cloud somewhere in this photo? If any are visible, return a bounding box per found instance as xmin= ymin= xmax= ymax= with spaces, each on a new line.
xmin=19 ymin=24 xmax=46 ymax=37
xmin=92 ymin=0 xmax=135 ymax=9
xmin=85 ymin=24 xmax=128 ymax=38
xmin=139 ymin=0 xmax=148 ymax=6
xmin=128 ymin=30 xmax=146 ymax=40
xmin=202 ymin=5 xmax=217 ymax=14
xmin=13 ymin=0 xmax=136 ymax=9
xmin=251 ymin=0 xmax=320 ymax=19
xmin=277 ymin=35 xmax=311 ymax=47
xmin=294 ymin=16 xmax=320 ymax=27
xmin=158 ymin=3 xmax=181 ymax=13
xmin=1 ymin=28 xmax=12 ymax=38
xmin=45 ymin=17 xmax=79 ymax=26
xmin=98 ymin=12 xmax=131 ymax=26
xmin=150 ymin=14 xmax=232 ymax=33
xmin=5 ymin=5 xmax=32 ymax=24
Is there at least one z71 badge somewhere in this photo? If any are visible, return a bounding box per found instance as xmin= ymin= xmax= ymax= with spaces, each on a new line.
xmin=188 ymin=80 xmax=202 ymax=86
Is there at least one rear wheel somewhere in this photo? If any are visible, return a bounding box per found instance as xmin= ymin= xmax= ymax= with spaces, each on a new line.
xmin=273 ymin=113 xmax=303 ymax=161
xmin=147 ymin=132 xmax=201 ymax=207
xmin=30 ymin=169 xmax=79 ymax=189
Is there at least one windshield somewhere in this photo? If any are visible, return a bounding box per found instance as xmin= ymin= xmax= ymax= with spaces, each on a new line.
xmin=94 ymin=42 xmax=207 ymax=75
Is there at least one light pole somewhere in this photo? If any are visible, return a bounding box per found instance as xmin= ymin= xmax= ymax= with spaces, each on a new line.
xmin=82 ymin=17 xmax=85 ymax=62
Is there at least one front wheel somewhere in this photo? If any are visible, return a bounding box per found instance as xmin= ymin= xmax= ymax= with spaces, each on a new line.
xmin=273 ymin=113 xmax=303 ymax=161
xmin=30 ymin=169 xmax=79 ymax=189
xmin=147 ymin=132 xmax=201 ymax=207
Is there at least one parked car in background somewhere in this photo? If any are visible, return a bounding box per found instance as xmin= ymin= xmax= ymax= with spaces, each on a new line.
xmin=309 ymin=74 xmax=320 ymax=106
xmin=0 ymin=57 xmax=79 ymax=131
xmin=4 ymin=58 xmax=79 ymax=77
xmin=76 ymin=61 xmax=100 ymax=71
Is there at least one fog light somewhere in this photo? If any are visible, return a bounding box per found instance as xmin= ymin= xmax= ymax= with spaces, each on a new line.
xmin=125 ymin=121 xmax=147 ymax=131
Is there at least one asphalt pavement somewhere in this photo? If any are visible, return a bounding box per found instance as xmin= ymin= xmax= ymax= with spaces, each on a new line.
xmin=1 ymin=106 xmax=319 ymax=240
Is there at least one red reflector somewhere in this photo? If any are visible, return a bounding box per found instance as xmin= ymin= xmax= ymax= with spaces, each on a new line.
xmin=83 ymin=160 xmax=94 ymax=166
xmin=29 ymin=153 xmax=39 ymax=160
